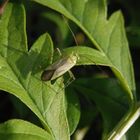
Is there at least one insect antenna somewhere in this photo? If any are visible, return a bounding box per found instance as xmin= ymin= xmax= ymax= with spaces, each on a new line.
xmin=62 ymin=16 xmax=111 ymax=78
xmin=62 ymin=15 xmax=79 ymax=46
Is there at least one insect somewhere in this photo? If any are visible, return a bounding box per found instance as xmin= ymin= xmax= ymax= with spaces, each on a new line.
xmin=40 ymin=50 xmax=79 ymax=95
xmin=41 ymin=52 xmax=79 ymax=81
xmin=40 ymin=16 xmax=82 ymax=84
xmin=40 ymin=16 xmax=108 ymax=92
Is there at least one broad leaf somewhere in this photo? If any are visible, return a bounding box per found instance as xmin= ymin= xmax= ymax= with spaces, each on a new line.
xmin=32 ymin=0 xmax=136 ymax=103
xmin=0 ymin=3 xmax=80 ymax=140
xmin=31 ymin=1 xmax=137 ymax=138
xmin=0 ymin=120 xmax=53 ymax=140
xmin=0 ymin=119 xmax=53 ymax=140
xmin=73 ymin=77 xmax=129 ymax=138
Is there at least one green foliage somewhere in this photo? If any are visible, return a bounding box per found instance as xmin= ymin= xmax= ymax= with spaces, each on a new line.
xmin=0 ymin=0 xmax=139 ymax=140
xmin=33 ymin=0 xmax=136 ymax=101
xmin=73 ymin=77 xmax=129 ymax=136
xmin=0 ymin=119 xmax=53 ymax=140
xmin=0 ymin=3 xmax=80 ymax=140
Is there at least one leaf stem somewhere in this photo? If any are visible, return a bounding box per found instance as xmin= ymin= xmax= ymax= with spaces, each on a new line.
xmin=105 ymin=102 xmax=140 ymax=140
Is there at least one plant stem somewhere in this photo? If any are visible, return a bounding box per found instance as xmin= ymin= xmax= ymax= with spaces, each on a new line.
xmin=105 ymin=102 xmax=140 ymax=140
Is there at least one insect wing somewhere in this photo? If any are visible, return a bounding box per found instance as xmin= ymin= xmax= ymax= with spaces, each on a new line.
xmin=41 ymin=69 xmax=55 ymax=81
xmin=50 ymin=55 xmax=77 ymax=80
xmin=41 ymin=54 xmax=78 ymax=81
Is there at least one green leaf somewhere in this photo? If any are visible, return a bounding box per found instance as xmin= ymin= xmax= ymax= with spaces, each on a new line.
xmin=0 ymin=119 xmax=53 ymax=140
xmin=62 ymin=46 xmax=111 ymax=66
xmin=0 ymin=1 xmax=27 ymax=52
xmin=31 ymin=1 xmax=137 ymax=137
xmin=42 ymin=12 xmax=75 ymax=49
xmin=32 ymin=0 xmax=136 ymax=103
xmin=65 ymin=88 xmax=80 ymax=135
xmin=0 ymin=3 xmax=79 ymax=140
xmin=73 ymin=77 xmax=129 ymax=138
xmin=42 ymin=12 xmax=69 ymax=42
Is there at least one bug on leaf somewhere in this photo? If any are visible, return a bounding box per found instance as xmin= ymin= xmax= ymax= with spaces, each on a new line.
xmin=41 ymin=53 xmax=78 ymax=82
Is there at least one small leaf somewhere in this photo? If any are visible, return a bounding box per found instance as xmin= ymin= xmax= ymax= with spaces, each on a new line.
xmin=0 ymin=119 xmax=53 ymax=140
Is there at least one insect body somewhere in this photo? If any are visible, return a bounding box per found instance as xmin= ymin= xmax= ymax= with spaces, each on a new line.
xmin=41 ymin=53 xmax=78 ymax=81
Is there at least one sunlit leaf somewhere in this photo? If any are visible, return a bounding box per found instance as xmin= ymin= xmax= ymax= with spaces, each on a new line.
xmin=0 ymin=119 xmax=53 ymax=140
xmin=0 ymin=3 xmax=80 ymax=140
xmin=33 ymin=0 xmax=136 ymax=104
